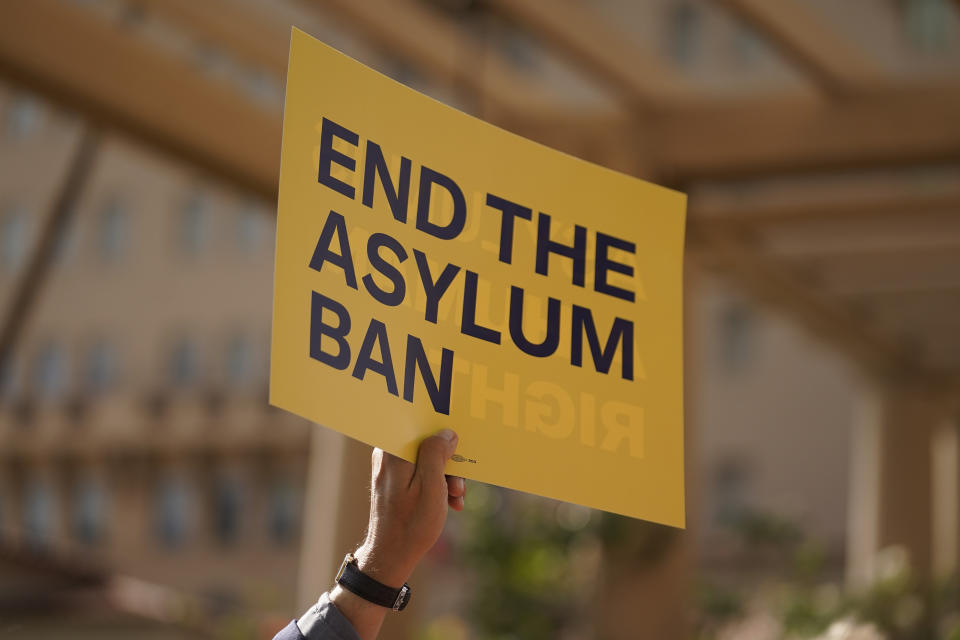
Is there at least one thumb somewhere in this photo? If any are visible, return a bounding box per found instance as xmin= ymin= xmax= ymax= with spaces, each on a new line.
xmin=414 ymin=429 xmax=458 ymax=483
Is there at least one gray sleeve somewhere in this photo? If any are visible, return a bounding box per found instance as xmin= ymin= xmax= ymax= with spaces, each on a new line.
xmin=296 ymin=592 xmax=362 ymax=640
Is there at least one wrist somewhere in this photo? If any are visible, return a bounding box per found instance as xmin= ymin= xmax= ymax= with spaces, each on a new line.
xmin=354 ymin=541 xmax=415 ymax=588
xmin=327 ymin=585 xmax=388 ymax=640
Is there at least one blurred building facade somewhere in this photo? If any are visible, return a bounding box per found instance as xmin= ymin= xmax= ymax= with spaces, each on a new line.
xmin=0 ymin=86 xmax=310 ymax=619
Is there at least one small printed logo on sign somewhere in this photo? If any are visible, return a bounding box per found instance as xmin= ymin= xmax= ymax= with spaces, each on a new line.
xmin=451 ymin=454 xmax=477 ymax=464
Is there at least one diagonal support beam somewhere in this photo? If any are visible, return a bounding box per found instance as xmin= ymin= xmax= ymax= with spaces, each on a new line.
xmin=314 ymin=0 xmax=556 ymax=115
xmin=712 ymin=0 xmax=885 ymax=94
xmin=0 ymin=0 xmax=281 ymax=199
xmin=0 ymin=129 xmax=99 ymax=378
xmin=690 ymin=170 xmax=960 ymax=225
xmin=653 ymin=87 xmax=960 ymax=180
xmin=484 ymin=0 xmax=695 ymax=107
xmin=129 ymin=0 xmax=291 ymax=78
xmin=687 ymin=228 xmax=924 ymax=379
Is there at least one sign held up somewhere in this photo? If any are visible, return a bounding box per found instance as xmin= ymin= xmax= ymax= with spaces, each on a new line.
xmin=271 ymin=28 xmax=687 ymax=527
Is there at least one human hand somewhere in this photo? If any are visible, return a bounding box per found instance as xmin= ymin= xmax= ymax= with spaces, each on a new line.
xmin=352 ymin=429 xmax=466 ymax=588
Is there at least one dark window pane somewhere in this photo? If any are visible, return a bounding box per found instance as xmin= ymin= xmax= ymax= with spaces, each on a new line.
xmin=268 ymin=481 xmax=299 ymax=545
xmin=24 ymin=479 xmax=55 ymax=549
xmin=1 ymin=205 xmax=28 ymax=270
xmin=180 ymin=193 xmax=209 ymax=254
xmin=73 ymin=478 xmax=107 ymax=545
xmin=154 ymin=477 xmax=189 ymax=548
xmin=99 ymin=198 xmax=128 ymax=261
xmin=34 ymin=342 xmax=69 ymax=399
xmin=213 ymin=477 xmax=243 ymax=545
xmin=169 ymin=338 xmax=199 ymax=388
xmin=86 ymin=341 xmax=118 ymax=393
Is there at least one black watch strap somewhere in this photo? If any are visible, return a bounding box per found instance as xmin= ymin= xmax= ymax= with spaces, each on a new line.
xmin=335 ymin=553 xmax=411 ymax=611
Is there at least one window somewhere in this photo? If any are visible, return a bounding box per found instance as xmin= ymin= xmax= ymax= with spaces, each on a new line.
xmin=731 ymin=25 xmax=762 ymax=66
xmin=154 ymin=476 xmax=190 ymax=548
xmin=268 ymin=480 xmax=299 ymax=545
xmin=903 ymin=0 xmax=954 ymax=52
xmin=168 ymin=337 xmax=199 ymax=388
xmin=85 ymin=341 xmax=117 ymax=393
xmin=72 ymin=478 xmax=107 ymax=544
xmin=0 ymin=357 xmax=21 ymax=401
xmin=34 ymin=342 xmax=69 ymax=400
xmin=180 ymin=192 xmax=209 ymax=255
xmin=98 ymin=198 xmax=127 ymax=261
xmin=498 ymin=28 xmax=537 ymax=71
xmin=241 ymin=69 xmax=280 ymax=106
xmin=712 ymin=455 xmax=750 ymax=526
xmin=666 ymin=2 xmax=700 ymax=65
xmin=212 ymin=477 xmax=243 ymax=545
xmin=1 ymin=205 xmax=28 ymax=270
xmin=717 ymin=301 xmax=753 ymax=373
xmin=236 ymin=202 xmax=265 ymax=253
xmin=52 ymin=211 xmax=78 ymax=265
xmin=24 ymin=479 xmax=56 ymax=549
xmin=224 ymin=335 xmax=252 ymax=387
xmin=3 ymin=94 xmax=42 ymax=140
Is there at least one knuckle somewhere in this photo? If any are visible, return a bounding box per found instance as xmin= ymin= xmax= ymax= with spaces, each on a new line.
xmin=419 ymin=436 xmax=446 ymax=458
xmin=371 ymin=449 xmax=388 ymax=484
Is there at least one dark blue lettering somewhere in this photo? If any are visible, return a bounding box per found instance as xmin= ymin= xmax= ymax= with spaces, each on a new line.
xmin=403 ymin=336 xmax=454 ymax=415
xmin=461 ymin=270 xmax=501 ymax=344
xmin=362 ymin=141 xmax=411 ymax=223
xmin=309 ymin=292 xmax=351 ymax=370
xmin=362 ymin=233 xmax=408 ymax=306
xmin=486 ymin=193 xmax=532 ymax=264
xmin=508 ymin=286 xmax=560 ymax=358
xmin=595 ymin=232 xmax=636 ymax=302
xmin=414 ymin=249 xmax=461 ymax=324
xmin=416 ymin=167 xmax=466 ymax=240
xmin=352 ymin=318 xmax=398 ymax=396
xmin=570 ymin=305 xmax=634 ymax=380
xmin=317 ymin=118 xmax=358 ymax=199
xmin=535 ymin=213 xmax=586 ymax=287
xmin=308 ymin=210 xmax=357 ymax=289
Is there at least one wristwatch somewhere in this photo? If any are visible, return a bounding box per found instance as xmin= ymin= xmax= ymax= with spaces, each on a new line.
xmin=335 ymin=553 xmax=412 ymax=611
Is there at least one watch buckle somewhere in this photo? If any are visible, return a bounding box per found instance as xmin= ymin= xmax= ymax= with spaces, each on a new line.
xmin=393 ymin=584 xmax=410 ymax=611
xmin=335 ymin=553 xmax=355 ymax=584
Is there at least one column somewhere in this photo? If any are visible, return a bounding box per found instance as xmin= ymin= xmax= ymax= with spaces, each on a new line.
xmin=931 ymin=417 xmax=959 ymax=578
xmin=876 ymin=387 xmax=939 ymax=576
xmin=847 ymin=384 xmax=945 ymax=584
xmin=845 ymin=389 xmax=882 ymax=589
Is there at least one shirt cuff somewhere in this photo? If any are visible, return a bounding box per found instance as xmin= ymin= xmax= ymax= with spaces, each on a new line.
xmin=296 ymin=592 xmax=362 ymax=640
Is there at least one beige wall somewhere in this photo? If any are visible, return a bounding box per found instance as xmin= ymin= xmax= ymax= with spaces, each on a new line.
xmin=693 ymin=274 xmax=859 ymax=555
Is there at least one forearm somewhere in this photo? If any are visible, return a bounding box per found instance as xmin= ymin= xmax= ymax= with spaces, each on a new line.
xmin=326 ymin=585 xmax=387 ymax=640
xmin=326 ymin=541 xmax=412 ymax=639
xmin=290 ymin=431 xmax=463 ymax=640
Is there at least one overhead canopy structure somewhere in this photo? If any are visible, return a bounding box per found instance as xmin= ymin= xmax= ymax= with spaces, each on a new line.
xmin=2 ymin=0 xmax=959 ymax=391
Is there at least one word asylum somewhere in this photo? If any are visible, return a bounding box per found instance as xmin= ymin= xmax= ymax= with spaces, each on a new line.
xmin=307 ymin=117 xmax=641 ymax=416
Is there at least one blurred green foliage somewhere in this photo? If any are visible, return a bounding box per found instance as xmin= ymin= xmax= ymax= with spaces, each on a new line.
xmin=456 ymin=483 xmax=678 ymax=640
xmin=458 ymin=484 xmax=591 ymax=639
xmin=695 ymin=506 xmax=960 ymax=640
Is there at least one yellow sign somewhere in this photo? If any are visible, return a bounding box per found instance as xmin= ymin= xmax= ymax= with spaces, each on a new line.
xmin=271 ymin=29 xmax=687 ymax=527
